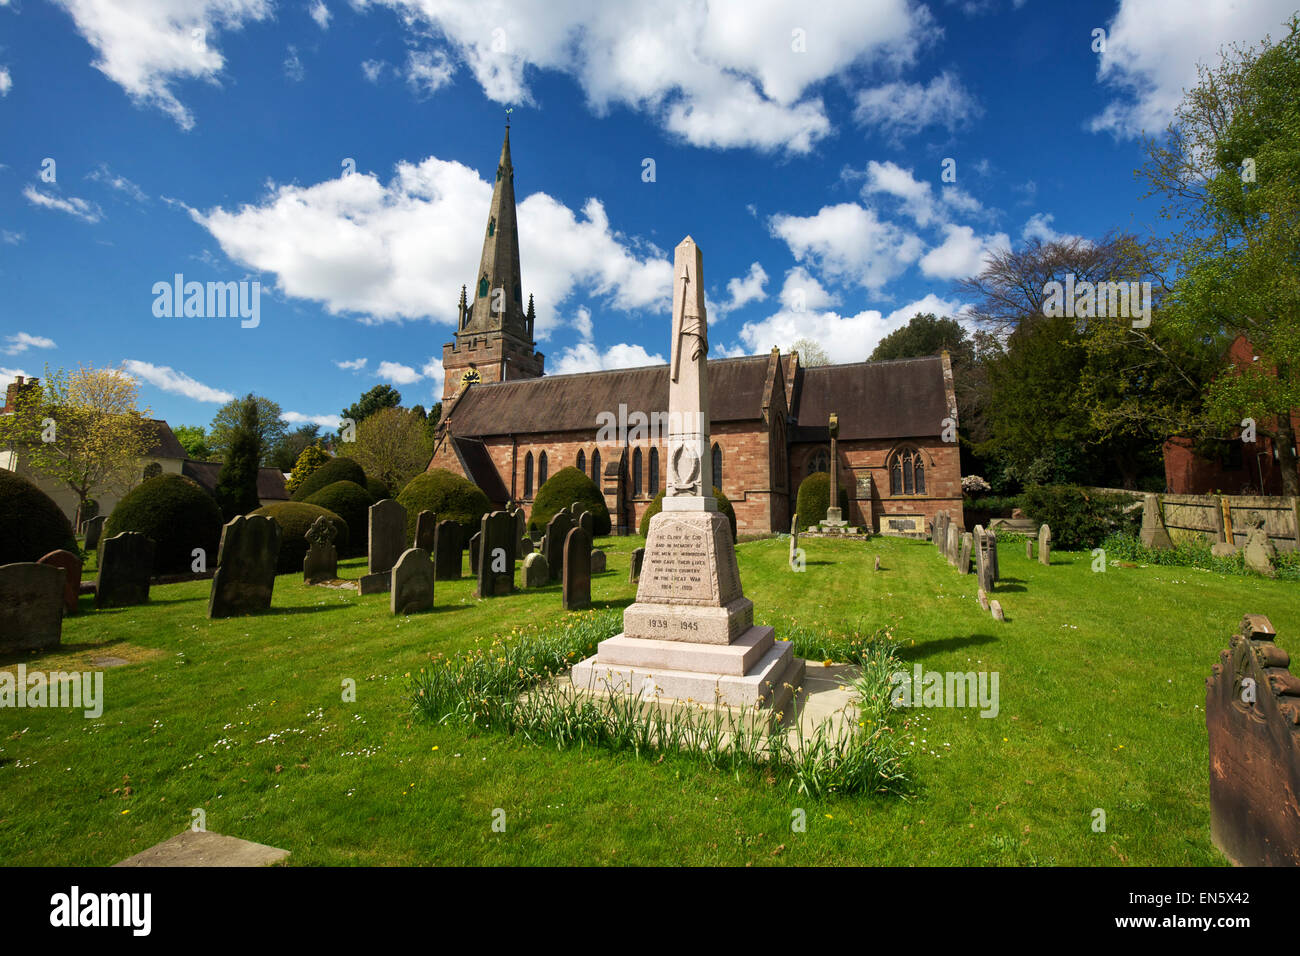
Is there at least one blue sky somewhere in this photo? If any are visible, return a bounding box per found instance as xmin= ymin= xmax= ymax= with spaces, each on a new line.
xmin=1 ymin=0 xmax=1295 ymax=434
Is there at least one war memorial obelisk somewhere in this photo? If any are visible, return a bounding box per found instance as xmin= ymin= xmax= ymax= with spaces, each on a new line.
xmin=571 ymin=236 xmax=805 ymax=712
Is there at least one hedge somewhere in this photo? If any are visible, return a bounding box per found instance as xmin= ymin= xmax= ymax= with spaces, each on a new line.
xmin=1020 ymin=484 xmax=1141 ymax=550
xmin=250 ymin=501 xmax=349 ymax=573
xmin=290 ymin=456 xmax=367 ymax=502
xmin=794 ymin=472 xmax=848 ymax=531
xmin=396 ymin=469 xmax=491 ymax=546
xmin=0 ymin=470 xmax=77 ymax=565
xmin=531 ymin=467 xmax=611 ymax=535
xmin=638 ymin=487 xmax=737 ymax=541
xmin=103 ymin=473 xmax=223 ymax=574
xmin=304 ymin=480 xmax=374 ymax=556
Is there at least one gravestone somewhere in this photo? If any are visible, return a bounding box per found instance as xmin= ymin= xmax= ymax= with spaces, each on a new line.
xmin=303 ymin=515 xmax=338 ymax=583
xmin=1139 ymin=495 xmax=1173 ymax=549
xmin=511 ymin=507 xmax=527 ymax=544
xmin=590 ymin=549 xmax=607 ymax=574
xmin=977 ymin=587 xmax=989 ymax=611
xmin=361 ymin=499 xmax=406 ymax=594
xmin=84 ymin=515 xmax=106 ymax=551
xmin=1026 ymin=538 xmax=1033 ymax=560
xmin=37 ymin=549 xmax=82 ymax=615
xmin=958 ymin=533 xmax=972 ymax=575
xmin=1242 ymin=518 xmax=1277 ymax=578
xmin=475 ymin=511 xmax=516 ymax=598
xmin=433 ymin=520 xmax=461 ymax=580
xmin=789 ymin=517 xmax=799 ymax=570
xmin=1037 ymin=524 xmax=1051 ymax=566
xmin=933 ymin=511 xmax=948 ymax=553
xmin=562 ymin=526 xmax=592 ymax=611
xmin=96 ymin=532 xmax=154 ymax=608
xmin=208 ymin=514 xmax=281 ymax=619
xmin=579 ymin=510 xmax=594 ymax=542
xmin=543 ymin=511 xmax=575 ymax=582
xmin=947 ymin=524 xmax=958 ymax=567
xmin=468 ymin=531 xmax=481 ymax=578
xmin=988 ymin=528 xmax=1000 ymax=582
xmin=522 ymin=552 xmax=549 ymax=588
xmin=1206 ymin=614 xmax=1300 ymax=865
xmin=629 ymin=547 xmax=644 ymax=583
xmin=518 ymin=535 xmax=534 ymax=557
xmin=874 ymin=554 xmax=881 ymax=572
xmin=0 ymin=562 xmax=65 ymax=654
xmin=975 ymin=527 xmax=994 ymax=594
xmin=391 ymin=548 xmax=434 ymax=615
xmin=415 ymin=510 xmax=437 ymax=553
xmin=990 ymin=600 xmax=1005 ymax=622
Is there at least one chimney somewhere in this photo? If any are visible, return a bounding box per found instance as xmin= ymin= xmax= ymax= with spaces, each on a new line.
xmin=3 ymin=375 xmax=38 ymax=414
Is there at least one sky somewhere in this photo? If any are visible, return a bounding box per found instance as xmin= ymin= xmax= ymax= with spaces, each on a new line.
xmin=0 ymin=0 xmax=1296 ymax=434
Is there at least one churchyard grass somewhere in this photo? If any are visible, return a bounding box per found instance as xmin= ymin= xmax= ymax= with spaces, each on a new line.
xmin=2 ymin=534 xmax=1297 ymax=865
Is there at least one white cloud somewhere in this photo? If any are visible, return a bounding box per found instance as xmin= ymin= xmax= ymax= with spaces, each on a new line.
xmin=571 ymin=305 xmax=593 ymax=341
xmin=551 ymin=341 xmax=664 ymax=375
xmin=1021 ymin=212 xmax=1060 ymax=244
xmin=777 ymin=266 xmax=838 ymax=312
xmin=1 ymin=367 xmax=32 ymax=382
xmin=309 ymin=0 xmax=330 ymax=29
xmin=360 ymin=0 xmax=933 ymax=153
xmin=919 ymin=224 xmax=1010 ymax=280
xmin=1090 ymin=0 xmax=1297 ymax=138
xmin=122 ymin=360 xmax=234 ymax=402
xmin=858 ymin=160 xmax=986 ymax=229
xmin=335 ymin=357 xmax=367 ymax=370
xmin=1 ymin=231 xmax=23 ymax=245
xmin=282 ymin=410 xmax=341 ymax=428
xmin=86 ymin=163 xmax=148 ymax=202
xmin=49 ymin=0 xmax=272 ymax=129
xmin=420 ymin=356 xmax=444 ymax=398
xmin=0 ymin=67 xmax=11 ymax=96
xmin=376 ymin=360 xmax=421 ymax=385
xmin=853 ymin=71 xmax=981 ymax=140
xmin=3 ymin=332 xmax=57 ymax=356
xmin=770 ymin=203 xmax=923 ymax=291
xmin=283 ymin=45 xmax=304 ymax=82
xmin=23 ymin=185 xmax=104 ymax=223
xmin=406 ymin=49 xmax=453 ymax=97
xmin=190 ymin=154 xmax=672 ymax=338
xmin=361 ymin=59 xmax=386 ymax=83
xmin=717 ymin=261 xmax=768 ymax=315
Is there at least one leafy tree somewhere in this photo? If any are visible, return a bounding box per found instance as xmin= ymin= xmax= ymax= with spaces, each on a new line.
xmin=870 ymin=313 xmax=975 ymax=366
xmin=789 ymin=337 xmax=830 ymax=367
xmin=1139 ymin=14 xmax=1300 ymax=493
xmin=173 ymin=424 xmax=212 ymax=460
xmin=268 ymin=424 xmax=321 ymax=473
xmin=285 ymin=443 xmax=332 ymax=496
xmin=340 ymin=384 xmax=402 ymax=427
xmin=350 ymin=407 xmax=432 ymax=493
xmin=214 ymin=394 xmax=263 ymax=519
xmin=0 ymin=364 xmax=154 ymax=525
xmin=208 ymin=394 xmax=286 ymax=466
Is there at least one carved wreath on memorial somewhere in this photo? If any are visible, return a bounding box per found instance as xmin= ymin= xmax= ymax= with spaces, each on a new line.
xmin=670 ymin=443 xmax=700 ymax=495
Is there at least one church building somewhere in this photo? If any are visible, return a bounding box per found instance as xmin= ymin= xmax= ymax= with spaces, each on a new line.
xmin=430 ymin=127 xmax=963 ymax=535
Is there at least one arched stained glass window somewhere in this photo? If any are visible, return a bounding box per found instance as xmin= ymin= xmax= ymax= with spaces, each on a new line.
xmin=633 ymin=447 xmax=643 ymax=497
xmin=538 ymin=451 xmax=548 ymax=486
xmin=523 ymin=452 xmax=534 ymax=498
xmin=888 ymin=447 xmax=926 ymax=496
xmin=711 ymin=443 xmax=722 ymax=489
xmin=648 ymin=447 xmax=660 ymax=496
xmin=576 ymin=449 xmax=585 ymax=474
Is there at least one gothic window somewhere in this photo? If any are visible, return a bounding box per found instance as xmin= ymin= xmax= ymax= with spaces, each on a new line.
xmin=487 ymin=218 xmax=495 ymax=237
xmin=523 ymin=452 xmax=534 ymax=498
xmin=576 ymin=449 xmax=585 ymax=474
xmin=142 ymin=462 xmax=162 ymax=480
xmin=808 ymin=448 xmax=830 ymax=477
xmin=633 ymin=447 xmax=643 ymax=497
xmin=711 ymin=443 xmax=722 ymax=490
xmin=649 ymin=447 xmax=660 ymax=496
xmin=478 ymin=276 xmax=489 ymax=298
xmin=538 ymin=451 xmax=548 ymax=486
xmin=889 ymin=447 xmax=926 ymax=496
xmin=591 ymin=449 xmax=602 ymax=485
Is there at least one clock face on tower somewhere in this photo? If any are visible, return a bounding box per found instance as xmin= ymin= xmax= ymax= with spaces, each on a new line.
xmin=461 ymin=368 xmax=481 ymax=386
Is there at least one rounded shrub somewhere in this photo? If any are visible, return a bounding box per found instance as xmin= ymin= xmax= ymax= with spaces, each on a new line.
xmin=250 ymin=501 xmax=349 ymax=573
xmin=794 ymin=472 xmax=848 ymax=531
xmin=531 ymin=467 xmax=610 ymax=535
xmin=103 ymin=473 xmax=223 ymax=574
xmin=290 ymin=456 xmax=367 ymax=502
xmin=396 ymin=469 xmax=490 ymax=546
xmin=366 ymin=476 xmax=391 ymax=501
xmin=304 ymin=480 xmax=374 ymax=556
xmin=1021 ymin=484 xmax=1140 ymax=550
xmin=638 ymin=487 xmax=736 ymax=541
xmin=0 ymin=470 xmax=77 ymax=565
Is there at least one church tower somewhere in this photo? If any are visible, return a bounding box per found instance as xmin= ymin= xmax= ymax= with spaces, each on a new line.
xmin=441 ymin=124 xmax=545 ymax=400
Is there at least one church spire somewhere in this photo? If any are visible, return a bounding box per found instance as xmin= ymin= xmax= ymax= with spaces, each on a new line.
xmin=464 ymin=124 xmax=526 ymax=339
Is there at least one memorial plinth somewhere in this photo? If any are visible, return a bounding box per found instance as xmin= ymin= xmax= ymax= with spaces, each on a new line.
xmin=571 ymin=236 xmax=804 ymax=713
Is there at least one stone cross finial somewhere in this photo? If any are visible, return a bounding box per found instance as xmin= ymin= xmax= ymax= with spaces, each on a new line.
xmin=305 ymin=515 xmax=337 ymax=547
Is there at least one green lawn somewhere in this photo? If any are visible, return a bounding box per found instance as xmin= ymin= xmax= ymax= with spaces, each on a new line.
xmin=2 ymin=534 xmax=1296 ymax=866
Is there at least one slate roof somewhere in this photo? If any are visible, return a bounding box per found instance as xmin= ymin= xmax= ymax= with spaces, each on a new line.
xmin=788 ymin=355 xmax=950 ymax=442
xmin=450 ymin=437 xmax=510 ymax=503
xmin=182 ymin=460 xmax=289 ymax=501
xmin=143 ymin=419 xmax=189 ymax=459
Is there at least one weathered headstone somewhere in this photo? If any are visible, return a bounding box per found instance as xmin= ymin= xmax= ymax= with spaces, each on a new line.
xmin=303 ymin=515 xmax=338 ymax=583
xmin=518 ymin=535 xmax=534 ymax=557
xmin=391 ymin=548 xmax=434 ymax=614
xmin=433 ymin=520 xmax=461 ymax=580
xmin=468 ymin=531 xmax=481 ymax=577
xmin=578 ymin=510 xmax=594 ymax=542
xmin=415 ymin=510 xmax=437 ymax=553
xmin=1037 ymin=524 xmax=1051 ymax=566
xmin=84 ymin=515 xmax=106 ymax=551
xmin=0 ymin=562 xmax=65 ymax=654
xmin=986 ymin=528 xmax=1000 ymax=582
xmin=37 ymin=549 xmax=82 ymax=615
xmin=511 ymin=507 xmax=527 ymax=544
xmin=990 ymin=600 xmax=1005 ymax=622
xmin=522 ymin=552 xmax=549 ymax=588
xmin=874 ymin=555 xmax=881 ymax=572
xmin=789 ymin=517 xmax=799 ymax=570
xmin=475 ymin=511 xmax=516 ymax=598
xmin=1139 ymin=495 xmax=1173 ymax=549
xmin=629 ymin=546 xmax=644 ymax=583
xmin=562 ymin=526 xmax=592 ymax=610
xmin=958 ymin=533 xmax=972 ymax=575
xmin=543 ymin=511 xmax=575 ymax=582
xmin=590 ymin=549 xmax=607 ymax=574
xmin=1025 ymin=538 xmax=1033 ymax=560
xmin=96 ymin=532 xmax=154 ymax=608
xmin=977 ymin=587 xmax=989 ymax=611
xmin=1206 ymin=614 xmax=1300 ymax=865
xmin=1242 ymin=518 xmax=1277 ymax=578
xmin=361 ymin=499 xmax=406 ymax=593
xmin=974 ymin=527 xmax=994 ymax=594
xmin=946 ymin=524 xmax=958 ymax=566
xmin=208 ymin=514 xmax=281 ymax=619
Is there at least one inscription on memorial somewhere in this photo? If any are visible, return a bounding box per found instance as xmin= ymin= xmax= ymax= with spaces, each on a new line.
xmin=636 ymin=516 xmax=740 ymax=606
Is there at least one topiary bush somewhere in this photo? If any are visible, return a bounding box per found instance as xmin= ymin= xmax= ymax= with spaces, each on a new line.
xmin=103 ymin=473 xmax=223 ymax=574
xmin=250 ymin=501 xmax=349 ymax=573
xmin=531 ymin=467 xmax=610 ymax=535
xmin=794 ymin=472 xmax=848 ymax=531
xmin=304 ymin=480 xmax=374 ymax=556
xmin=396 ymin=469 xmax=491 ymax=546
xmin=1020 ymin=484 xmax=1140 ymax=550
xmin=639 ymin=487 xmax=736 ymax=541
xmin=0 ymin=470 xmax=77 ymax=565
xmin=290 ymin=456 xmax=367 ymax=502
xmin=366 ymin=476 xmax=391 ymax=501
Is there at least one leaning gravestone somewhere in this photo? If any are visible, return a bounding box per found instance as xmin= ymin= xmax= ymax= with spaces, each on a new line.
xmin=1026 ymin=538 xmax=1033 ymax=560
xmin=544 ymin=511 xmax=575 ymax=582
xmin=958 ymin=534 xmax=972 ymax=576
xmin=578 ymin=510 xmax=594 ymax=542
xmin=468 ymin=531 xmax=481 ymax=578
xmin=0 ymin=562 xmax=65 ymax=654
xmin=37 ymin=549 xmax=82 ymax=615
xmin=590 ymin=550 xmax=607 ymax=574
xmin=361 ymin=499 xmax=406 ymax=594
xmin=84 ymin=515 xmax=107 ymax=551
xmin=96 ymin=532 xmax=154 ymax=609
xmin=475 ymin=511 xmax=516 ymax=598
xmin=415 ymin=510 xmax=437 ymax=552
xmin=208 ymin=514 xmax=281 ymax=619
xmin=522 ymin=552 xmax=549 ymax=588
xmin=433 ymin=520 xmax=461 ymax=580
xmin=562 ymin=526 xmax=592 ymax=611
xmin=988 ymin=528 xmax=1000 ymax=582
xmin=629 ymin=547 xmax=644 ymax=583
xmin=1242 ymin=519 xmax=1277 ymax=578
xmin=303 ymin=515 xmax=338 ymax=583
xmin=789 ymin=516 xmax=799 ymax=570
xmin=391 ymin=548 xmax=434 ymax=615
xmin=1139 ymin=495 xmax=1173 ymax=549
xmin=975 ymin=528 xmax=994 ymax=594
xmin=1037 ymin=524 xmax=1051 ymax=566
